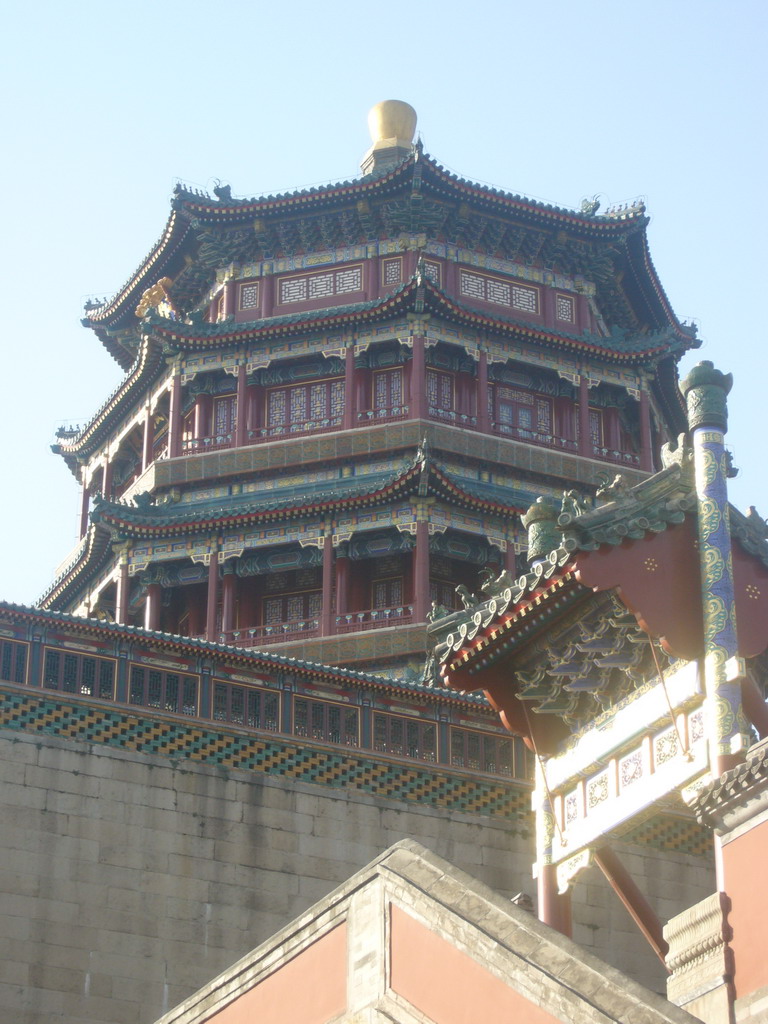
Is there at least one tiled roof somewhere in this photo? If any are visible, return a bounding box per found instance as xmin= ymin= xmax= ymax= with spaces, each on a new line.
xmin=90 ymin=448 xmax=527 ymax=537
xmin=0 ymin=601 xmax=487 ymax=707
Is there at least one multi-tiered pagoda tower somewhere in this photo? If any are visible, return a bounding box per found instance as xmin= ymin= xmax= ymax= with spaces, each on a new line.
xmin=44 ymin=101 xmax=697 ymax=680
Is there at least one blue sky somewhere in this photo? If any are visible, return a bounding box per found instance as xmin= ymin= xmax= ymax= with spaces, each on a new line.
xmin=1 ymin=0 xmax=766 ymax=604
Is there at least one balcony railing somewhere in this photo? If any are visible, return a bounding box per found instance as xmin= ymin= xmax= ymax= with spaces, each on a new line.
xmin=220 ymin=619 xmax=319 ymax=647
xmin=592 ymin=445 xmax=640 ymax=466
xmin=335 ymin=605 xmax=414 ymax=633
xmin=147 ymin=409 xmax=641 ymax=473
xmin=492 ymin=422 xmax=579 ymax=452
xmin=428 ymin=408 xmax=477 ymax=429
xmin=357 ymin=406 xmax=410 ymax=424
xmin=248 ymin=418 xmax=342 ymax=443
xmin=182 ymin=433 xmax=233 ymax=453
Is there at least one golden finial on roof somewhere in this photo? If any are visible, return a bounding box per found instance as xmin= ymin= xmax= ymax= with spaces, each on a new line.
xmin=367 ymin=100 xmax=417 ymax=147
xmin=361 ymin=101 xmax=417 ymax=176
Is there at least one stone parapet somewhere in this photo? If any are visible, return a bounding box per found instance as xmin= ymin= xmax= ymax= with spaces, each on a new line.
xmin=664 ymin=891 xmax=733 ymax=1024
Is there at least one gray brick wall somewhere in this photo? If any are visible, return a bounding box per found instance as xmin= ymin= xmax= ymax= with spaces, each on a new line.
xmin=0 ymin=730 xmax=714 ymax=1024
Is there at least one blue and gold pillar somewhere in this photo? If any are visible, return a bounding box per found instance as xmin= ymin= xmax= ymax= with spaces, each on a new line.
xmin=680 ymin=361 xmax=750 ymax=777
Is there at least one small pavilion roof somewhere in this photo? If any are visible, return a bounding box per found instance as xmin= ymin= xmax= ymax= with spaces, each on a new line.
xmin=427 ymin=446 xmax=768 ymax=747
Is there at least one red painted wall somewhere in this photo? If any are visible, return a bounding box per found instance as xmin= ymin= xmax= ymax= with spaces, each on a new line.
xmin=723 ymin=822 xmax=768 ymax=998
xmin=205 ymin=923 xmax=347 ymax=1024
xmin=390 ymin=904 xmax=561 ymax=1024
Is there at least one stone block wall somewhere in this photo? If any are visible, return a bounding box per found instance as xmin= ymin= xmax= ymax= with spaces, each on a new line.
xmin=1 ymin=730 xmax=714 ymax=1024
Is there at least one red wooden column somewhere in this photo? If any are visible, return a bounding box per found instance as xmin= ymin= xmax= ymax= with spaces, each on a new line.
xmin=413 ymin=518 xmax=430 ymax=623
xmin=144 ymin=584 xmax=161 ymax=631
xmin=142 ymin=407 xmax=155 ymax=472
xmin=102 ymin=460 xmax=113 ymax=500
xmin=639 ymin=386 xmax=653 ymax=472
xmin=168 ymin=373 xmax=182 ymax=458
xmin=205 ymin=547 xmax=220 ymax=642
xmin=115 ymin=556 xmax=130 ymax=626
xmin=235 ymin=363 xmax=248 ymax=448
xmin=504 ymin=541 xmax=517 ymax=575
xmin=194 ymin=393 xmax=211 ymax=440
xmin=343 ymin=346 xmax=356 ymax=430
xmin=79 ymin=478 xmax=90 ymax=539
xmin=221 ymin=565 xmax=237 ymax=639
xmin=222 ymin=280 xmax=236 ymax=318
xmin=260 ymin=274 xmax=274 ymax=319
xmin=476 ymin=350 xmax=490 ymax=434
xmin=537 ymin=866 xmax=572 ymax=938
xmin=335 ymin=546 xmax=349 ymax=619
xmin=411 ymin=336 xmax=427 ymax=420
xmin=187 ymin=598 xmax=204 ymax=640
xmin=578 ymin=374 xmax=591 ymax=458
xmin=320 ymin=534 xmax=334 ymax=636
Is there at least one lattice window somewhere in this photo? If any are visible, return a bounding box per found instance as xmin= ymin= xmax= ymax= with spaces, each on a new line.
xmin=373 ymin=713 xmax=437 ymax=762
xmin=450 ymin=727 xmax=528 ymax=778
xmin=264 ymin=598 xmax=284 ymax=626
xmin=212 ymin=682 xmax=279 ymax=731
xmin=536 ymin=399 xmax=552 ymax=434
xmin=129 ymin=666 xmax=198 ymax=716
xmin=279 ymin=266 xmax=363 ymax=304
xmin=374 ymin=369 xmax=403 ymax=414
xmin=265 ymin=571 xmax=290 ymax=593
xmin=556 ymin=294 xmax=575 ymax=322
xmin=590 ymin=409 xmax=603 ymax=447
xmin=512 ymin=284 xmax=538 ymax=313
xmin=280 ymin=277 xmax=307 ymax=303
xmin=239 ymin=282 xmax=260 ymax=311
xmin=290 ymin=386 xmax=307 ymax=425
xmin=267 ymin=389 xmax=286 ymax=428
xmin=487 ymin=278 xmax=511 ymax=305
xmin=308 ymin=273 xmax=334 ymax=299
xmin=263 ymin=587 xmax=321 ymax=627
xmin=460 ymin=271 xmax=485 ymax=299
xmin=494 ymin=387 xmax=552 ymax=437
xmin=0 ymin=639 xmax=27 ymax=684
xmin=383 ymin=258 xmax=402 ymax=285
xmin=42 ymin=648 xmax=114 ymax=699
xmin=427 ymin=370 xmax=453 ymax=412
xmin=335 ymin=266 xmax=362 ymax=293
xmin=266 ymin=380 xmax=344 ymax=433
xmin=422 ymin=260 xmax=440 ymax=285
xmin=372 ymin=577 xmax=403 ymax=609
xmin=459 ymin=269 xmax=540 ymax=315
xmin=430 ymin=581 xmax=459 ymax=611
xmin=293 ymin=697 xmax=359 ymax=747
xmin=330 ymin=380 xmax=345 ymax=421
xmin=213 ymin=395 xmax=237 ymax=437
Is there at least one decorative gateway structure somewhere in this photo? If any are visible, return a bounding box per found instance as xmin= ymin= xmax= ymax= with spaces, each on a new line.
xmin=430 ymin=361 xmax=768 ymax=1023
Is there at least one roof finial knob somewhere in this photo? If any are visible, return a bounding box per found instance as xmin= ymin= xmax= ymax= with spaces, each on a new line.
xmin=361 ymin=101 xmax=418 ymax=177
xmin=367 ymin=100 xmax=417 ymax=146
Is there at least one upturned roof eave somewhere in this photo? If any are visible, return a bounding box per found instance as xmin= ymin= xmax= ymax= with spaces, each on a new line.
xmin=89 ymin=454 xmax=525 ymax=539
xmin=77 ymin=149 xmax=659 ymax=339
xmin=81 ymin=210 xmax=196 ymax=356
xmin=52 ymin=335 xmax=166 ymax=475
xmin=147 ymin=275 xmax=688 ymax=364
xmin=37 ymin=523 xmax=114 ymax=610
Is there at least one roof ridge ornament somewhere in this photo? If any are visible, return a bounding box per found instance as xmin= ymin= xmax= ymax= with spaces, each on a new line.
xmin=360 ymin=100 xmax=417 ymax=177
